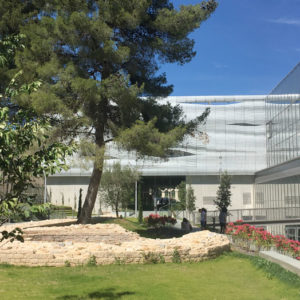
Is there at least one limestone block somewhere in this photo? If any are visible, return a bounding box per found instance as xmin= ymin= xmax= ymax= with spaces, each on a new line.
xmin=0 ymin=219 xmax=230 ymax=266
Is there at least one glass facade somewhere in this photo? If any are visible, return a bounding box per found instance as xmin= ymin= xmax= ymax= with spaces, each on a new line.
xmin=104 ymin=95 xmax=267 ymax=176
xmin=254 ymin=63 xmax=300 ymax=236
xmin=48 ymin=62 xmax=300 ymax=237
xmin=266 ymin=63 xmax=300 ymax=167
xmin=255 ymin=175 xmax=300 ymax=210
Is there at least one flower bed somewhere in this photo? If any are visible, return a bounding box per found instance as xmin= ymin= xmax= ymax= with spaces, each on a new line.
xmin=226 ymin=220 xmax=300 ymax=260
xmin=144 ymin=214 xmax=177 ymax=228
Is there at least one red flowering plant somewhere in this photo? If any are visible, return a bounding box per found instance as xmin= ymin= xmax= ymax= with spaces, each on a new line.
xmin=273 ymin=235 xmax=300 ymax=258
xmin=226 ymin=221 xmax=300 ymax=259
xmin=144 ymin=214 xmax=161 ymax=228
xmin=144 ymin=214 xmax=177 ymax=228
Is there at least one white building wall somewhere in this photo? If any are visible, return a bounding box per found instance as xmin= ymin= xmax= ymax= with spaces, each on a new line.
xmin=187 ymin=175 xmax=254 ymax=211
xmin=46 ymin=176 xmax=111 ymax=214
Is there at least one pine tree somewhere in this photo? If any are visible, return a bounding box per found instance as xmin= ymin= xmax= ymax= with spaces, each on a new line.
xmin=186 ymin=185 xmax=196 ymax=214
xmin=177 ymin=181 xmax=186 ymax=210
xmin=11 ymin=0 xmax=217 ymax=223
xmin=214 ymin=171 xmax=231 ymax=210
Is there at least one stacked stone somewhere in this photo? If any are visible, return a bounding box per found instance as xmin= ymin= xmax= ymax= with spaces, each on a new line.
xmin=0 ymin=221 xmax=230 ymax=266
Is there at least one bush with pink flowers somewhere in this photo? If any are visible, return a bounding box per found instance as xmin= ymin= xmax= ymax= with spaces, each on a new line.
xmin=226 ymin=221 xmax=300 ymax=260
xmin=144 ymin=214 xmax=177 ymax=228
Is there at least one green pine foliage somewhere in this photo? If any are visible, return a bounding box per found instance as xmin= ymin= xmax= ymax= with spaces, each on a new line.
xmin=2 ymin=1 xmax=217 ymax=223
xmin=215 ymin=171 xmax=232 ymax=210
xmin=177 ymin=181 xmax=186 ymax=210
xmin=186 ymin=185 xmax=196 ymax=213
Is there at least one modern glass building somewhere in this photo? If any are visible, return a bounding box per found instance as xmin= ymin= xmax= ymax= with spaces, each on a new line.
xmin=105 ymin=95 xmax=266 ymax=176
xmin=254 ymin=63 xmax=300 ymax=239
xmin=48 ymin=95 xmax=267 ymax=212
xmin=47 ymin=63 xmax=300 ymax=239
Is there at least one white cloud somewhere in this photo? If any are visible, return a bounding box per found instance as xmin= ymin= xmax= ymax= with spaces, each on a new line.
xmin=267 ymin=18 xmax=300 ymax=25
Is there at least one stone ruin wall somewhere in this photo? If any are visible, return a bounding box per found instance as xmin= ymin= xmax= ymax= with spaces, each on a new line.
xmin=0 ymin=220 xmax=230 ymax=266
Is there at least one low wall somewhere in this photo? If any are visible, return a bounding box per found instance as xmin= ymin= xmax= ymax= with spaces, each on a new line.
xmin=0 ymin=220 xmax=230 ymax=266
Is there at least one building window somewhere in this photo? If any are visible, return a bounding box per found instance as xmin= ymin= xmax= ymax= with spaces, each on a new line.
xmin=284 ymin=196 xmax=299 ymax=206
xmin=255 ymin=192 xmax=264 ymax=205
xmin=285 ymin=207 xmax=300 ymax=218
xmin=243 ymin=193 xmax=251 ymax=205
xmin=285 ymin=225 xmax=300 ymax=242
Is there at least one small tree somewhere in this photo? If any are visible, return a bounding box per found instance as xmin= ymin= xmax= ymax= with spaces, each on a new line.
xmin=214 ymin=171 xmax=231 ymax=210
xmin=99 ymin=163 xmax=139 ymax=218
xmin=0 ymin=33 xmax=75 ymax=241
xmin=0 ymin=108 xmax=75 ymax=242
xmin=0 ymin=108 xmax=75 ymax=221
xmin=177 ymin=181 xmax=186 ymax=210
xmin=186 ymin=185 xmax=196 ymax=216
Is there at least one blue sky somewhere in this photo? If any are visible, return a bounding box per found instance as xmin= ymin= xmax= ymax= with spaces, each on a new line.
xmin=161 ymin=0 xmax=300 ymax=96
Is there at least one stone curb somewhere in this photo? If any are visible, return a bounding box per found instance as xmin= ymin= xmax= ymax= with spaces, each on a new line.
xmin=259 ymin=251 xmax=300 ymax=276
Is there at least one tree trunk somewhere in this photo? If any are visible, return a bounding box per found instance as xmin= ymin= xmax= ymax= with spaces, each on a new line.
xmin=115 ymin=205 xmax=119 ymax=218
xmin=138 ymin=182 xmax=143 ymax=223
xmin=77 ymin=127 xmax=104 ymax=224
xmin=115 ymin=197 xmax=119 ymax=218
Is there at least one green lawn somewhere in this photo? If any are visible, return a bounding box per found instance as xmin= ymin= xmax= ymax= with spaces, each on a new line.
xmin=1 ymin=252 xmax=299 ymax=300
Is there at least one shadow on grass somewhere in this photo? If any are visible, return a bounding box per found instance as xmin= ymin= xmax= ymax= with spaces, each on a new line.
xmin=90 ymin=217 xmax=116 ymax=224
xmin=57 ymin=288 xmax=135 ymax=299
xmin=135 ymin=227 xmax=185 ymax=239
xmin=79 ymin=216 xmax=188 ymax=239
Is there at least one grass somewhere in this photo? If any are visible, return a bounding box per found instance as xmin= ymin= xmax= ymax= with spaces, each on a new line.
xmin=0 ymin=252 xmax=299 ymax=299
xmin=98 ymin=217 xmax=185 ymax=239
xmin=232 ymin=251 xmax=300 ymax=286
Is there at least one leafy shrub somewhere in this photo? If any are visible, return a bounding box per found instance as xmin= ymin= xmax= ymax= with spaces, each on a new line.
xmin=172 ymin=248 xmax=181 ymax=263
xmin=144 ymin=214 xmax=176 ymax=228
xmin=114 ymin=257 xmax=125 ymax=265
xmin=10 ymin=202 xmax=53 ymax=222
xmin=64 ymin=260 xmax=71 ymax=267
xmin=52 ymin=205 xmax=73 ymax=211
xmin=142 ymin=252 xmax=165 ymax=264
xmin=0 ymin=227 xmax=24 ymax=243
xmin=0 ymin=107 xmax=75 ymax=226
xmin=87 ymin=255 xmax=97 ymax=266
xmin=159 ymin=254 xmax=165 ymax=264
xmin=30 ymin=203 xmax=53 ymax=219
